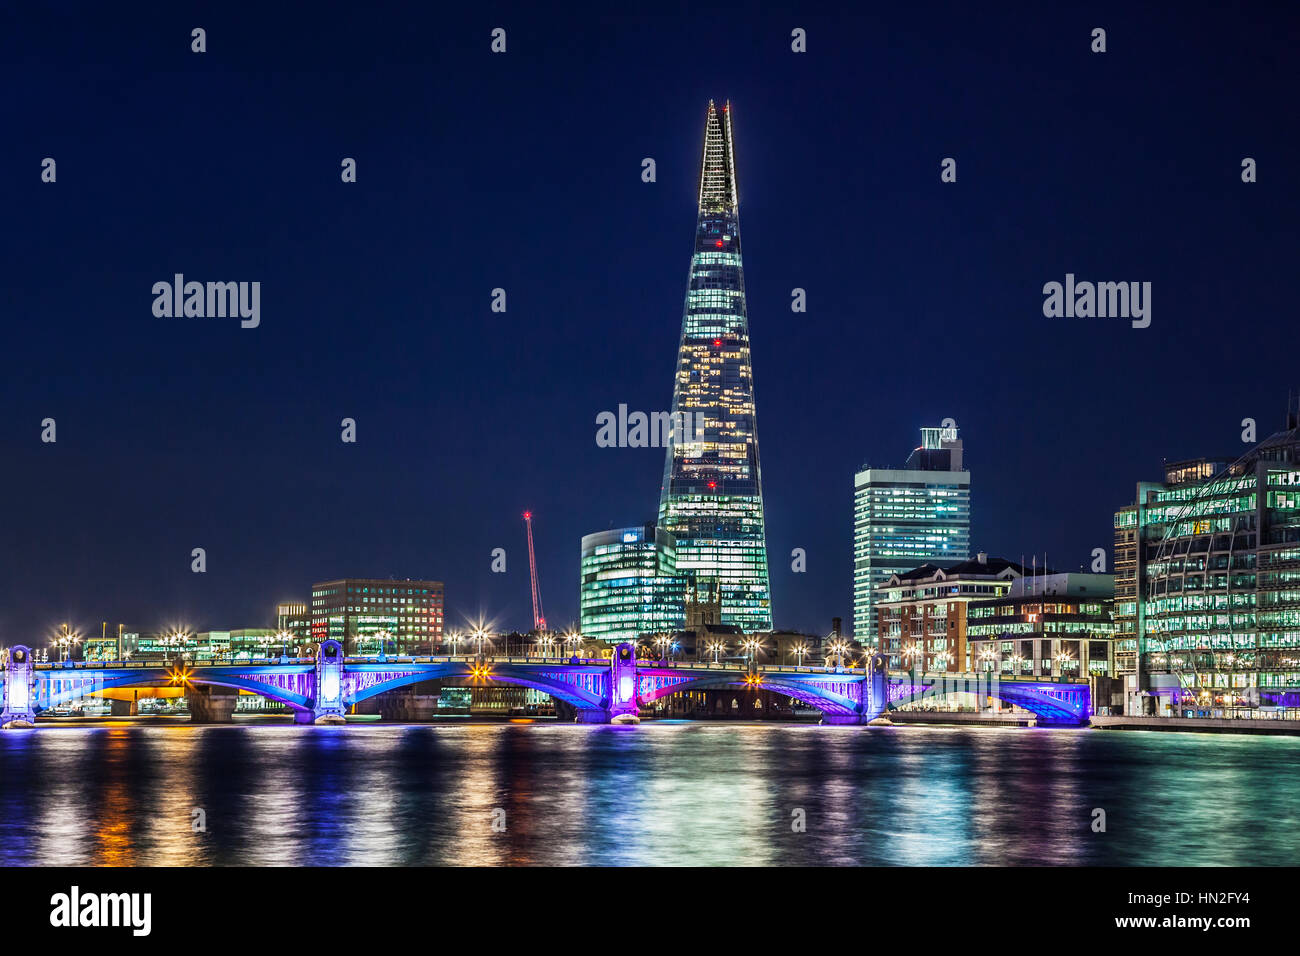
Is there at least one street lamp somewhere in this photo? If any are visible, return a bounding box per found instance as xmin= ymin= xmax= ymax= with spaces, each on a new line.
xmin=792 ymin=642 xmax=808 ymax=666
xmin=473 ymin=626 xmax=490 ymax=658
xmin=53 ymin=623 xmax=82 ymax=662
xmin=1055 ymin=650 xmax=1073 ymax=681
xmin=828 ymin=640 xmax=851 ymax=669
xmin=447 ymin=630 xmax=463 ymax=657
xmin=707 ymin=640 xmax=726 ymax=664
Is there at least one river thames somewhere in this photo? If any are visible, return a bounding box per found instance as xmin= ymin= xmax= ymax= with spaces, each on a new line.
xmin=0 ymin=721 xmax=1294 ymax=866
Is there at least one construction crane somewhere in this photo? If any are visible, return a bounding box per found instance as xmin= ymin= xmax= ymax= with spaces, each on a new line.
xmin=523 ymin=511 xmax=547 ymax=632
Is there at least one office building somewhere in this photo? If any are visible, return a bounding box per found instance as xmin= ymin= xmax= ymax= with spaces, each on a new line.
xmin=854 ymin=424 xmax=971 ymax=641
xmin=875 ymin=553 xmax=1026 ymax=671
xmin=310 ymin=578 xmax=445 ymax=655
xmin=658 ymin=99 xmax=773 ymax=632
xmin=580 ymin=525 xmax=686 ymax=644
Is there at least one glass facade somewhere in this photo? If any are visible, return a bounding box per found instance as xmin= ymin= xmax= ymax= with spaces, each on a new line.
xmin=853 ymin=426 xmax=971 ymax=641
xmin=965 ymin=575 xmax=1117 ymax=678
xmin=658 ymin=100 xmax=772 ymax=632
xmin=1123 ymin=424 xmax=1300 ymax=716
xmin=580 ymin=525 xmax=686 ymax=644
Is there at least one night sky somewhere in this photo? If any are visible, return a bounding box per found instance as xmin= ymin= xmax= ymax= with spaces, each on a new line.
xmin=2 ymin=2 xmax=1296 ymax=643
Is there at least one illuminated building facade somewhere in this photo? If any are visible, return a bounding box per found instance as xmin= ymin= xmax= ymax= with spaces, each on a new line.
xmin=853 ymin=425 xmax=971 ymax=642
xmin=1119 ymin=411 xmax=1300 ymax=717
xmin=966 ymin=573 xmax=1116 ymax=678
xmin=658 ymin=99 xmax=772 ymax=633
xmin=580 ymin=525 xmax=686 ymax=644
xmin=310 ymin=578 xmax=445 ymax=655
xmin=875 ymin=553 xmax=1025 ymax=671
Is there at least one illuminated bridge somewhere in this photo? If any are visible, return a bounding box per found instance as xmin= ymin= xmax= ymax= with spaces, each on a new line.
xmin=0 ymin=641 xmax=1091 ymax=728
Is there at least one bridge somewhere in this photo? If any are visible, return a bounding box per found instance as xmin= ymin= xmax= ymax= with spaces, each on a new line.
xmin=0 ymin=641 xmax=1092 ymax=728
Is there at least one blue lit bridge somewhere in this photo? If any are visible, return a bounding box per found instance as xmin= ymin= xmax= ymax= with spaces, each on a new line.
xmin=0 ymin=642 xmax=1091 ymax=728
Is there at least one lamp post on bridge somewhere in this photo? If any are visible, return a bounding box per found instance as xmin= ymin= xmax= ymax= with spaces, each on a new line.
xmin=1055 ymin=650 xmax=1073 ymax=682
xmin=707 ymin=640 xmax=726 ymax=665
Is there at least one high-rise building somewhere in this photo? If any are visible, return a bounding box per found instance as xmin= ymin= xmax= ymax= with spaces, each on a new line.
xmin=580 ymin=525 xmax=686 ymax=644
xmin=658 ymin=99 xmax=772 ymax=633
xmin=1117 ymin=408 xmax=1300 ymax=718
xmin=310 ymin=578 xmax=445 ymax=655
xmin=853 ymin=425 xmax=971 ymax=641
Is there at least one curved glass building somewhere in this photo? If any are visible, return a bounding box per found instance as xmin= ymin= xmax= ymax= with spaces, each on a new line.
xmin=580 ymin=525 xmax=687 ymax=644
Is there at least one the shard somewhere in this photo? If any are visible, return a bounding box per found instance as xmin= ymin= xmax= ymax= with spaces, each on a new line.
xmin=658 ymin=100 xmax=773 ymax=633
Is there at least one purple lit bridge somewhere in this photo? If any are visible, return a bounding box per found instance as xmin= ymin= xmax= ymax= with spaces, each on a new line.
xmin=0 ymin=642 xmax=1091 ymax=727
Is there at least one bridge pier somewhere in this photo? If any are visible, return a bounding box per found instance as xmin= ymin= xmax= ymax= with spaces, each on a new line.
xmin=110 ymin=694 xmax=140 ymax=717
xmin=188 ymin=685 xmax=239 ymax=723
xmin=1 ymin=646 xmax=36 ymax=728
xmin=305 ymin=640 xmax=347 ymax=724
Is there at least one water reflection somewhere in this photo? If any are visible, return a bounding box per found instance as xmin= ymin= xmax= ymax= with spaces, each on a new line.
xmin=0 ymin=722 xmax=1296 ymax=866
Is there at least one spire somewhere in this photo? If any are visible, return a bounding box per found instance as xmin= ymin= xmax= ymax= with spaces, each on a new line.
xmin=697 ymin=99 xmax=738 ymax=213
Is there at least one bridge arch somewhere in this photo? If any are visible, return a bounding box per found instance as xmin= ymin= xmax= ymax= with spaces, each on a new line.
xmin=887 ymin=676 xmax=1090 ymax=726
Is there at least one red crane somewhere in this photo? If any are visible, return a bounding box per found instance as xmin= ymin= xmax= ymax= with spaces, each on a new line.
xmin=523 ymin=511 xmax=547 ymax=631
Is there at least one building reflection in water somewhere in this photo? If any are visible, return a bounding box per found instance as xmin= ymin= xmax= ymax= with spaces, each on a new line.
xmin=3 ymin=720 xmax=1300 ymax=866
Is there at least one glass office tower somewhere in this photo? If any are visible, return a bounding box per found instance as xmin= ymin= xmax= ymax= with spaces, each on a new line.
xmin=1119 ymin=411 xmax=1300 ymax=718
xmin=658 ymin=99 xmax=773 ymax=633
xmin=580 ymin=525 xmax=687 ymax=644
xmin=853 ymin=425 xmax=971 ymax=642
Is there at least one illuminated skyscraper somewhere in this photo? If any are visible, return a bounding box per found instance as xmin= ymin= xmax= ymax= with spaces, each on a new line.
xmin=854 ymin=425 xmax=971 ymax=641
xmin=658 ymin=100 xmax=772 ymax=632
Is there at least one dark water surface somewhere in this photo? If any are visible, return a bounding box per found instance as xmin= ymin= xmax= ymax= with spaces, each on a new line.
xmin=0 ymin=720 xmax=1294 ymax=865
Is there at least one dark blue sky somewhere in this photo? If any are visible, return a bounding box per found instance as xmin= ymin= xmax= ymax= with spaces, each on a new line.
xmin=2 ymin=1 xmax=1296 ymax=643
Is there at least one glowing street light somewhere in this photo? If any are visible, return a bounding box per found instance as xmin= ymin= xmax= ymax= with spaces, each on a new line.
xmin=707 ymin=640 xmax=726 ymax=664
xmin=473 ymin=626 xmax=490 ymax=657
xmin=792 ymin=642 xmax=809 ymax=666
xmin=52 ymin=622 xmax=82 ymax=662
xmin=828 ymin=640 xmax=852 ymax=669
xmin=742 ymin=638 xmax=764 ymax=663
xmin=1055 ymin=649 xmax=1074 ymax=680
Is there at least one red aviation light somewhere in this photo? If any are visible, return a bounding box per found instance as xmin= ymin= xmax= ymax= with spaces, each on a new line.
xmin=713 ymin=339 xmax=722 ymax=347
xmin=715 ymin=239 xmax=723 ymax=248
xmin=708 ymin=481 xmax=717 ymax=489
